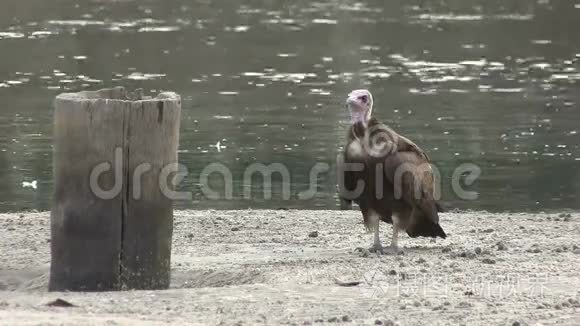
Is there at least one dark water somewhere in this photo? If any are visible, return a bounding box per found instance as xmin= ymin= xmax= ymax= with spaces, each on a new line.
xmin=1 ymin=0 xmax=579 ymax=212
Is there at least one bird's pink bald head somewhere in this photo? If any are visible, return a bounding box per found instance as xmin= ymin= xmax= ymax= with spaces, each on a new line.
xmin=346 ymin=89 xmax=373 ymax=125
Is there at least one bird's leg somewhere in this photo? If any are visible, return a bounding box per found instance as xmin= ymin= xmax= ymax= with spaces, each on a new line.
xmin=368 ymin=214 xmax=384 ymax=254
xmin=383 ymin=217 xmax=402 ymax=255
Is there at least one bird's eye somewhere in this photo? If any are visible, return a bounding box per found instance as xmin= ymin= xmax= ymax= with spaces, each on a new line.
xmin=359 ymin=95 xmax=368 ymax=103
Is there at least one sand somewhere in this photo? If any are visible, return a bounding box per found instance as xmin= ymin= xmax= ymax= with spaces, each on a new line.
xmin=0 ymin=210 xmax=579 ymax=325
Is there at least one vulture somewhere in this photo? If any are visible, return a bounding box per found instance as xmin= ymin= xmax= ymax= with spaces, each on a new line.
xmin=338 ymin=89 xmax=446 ymax=254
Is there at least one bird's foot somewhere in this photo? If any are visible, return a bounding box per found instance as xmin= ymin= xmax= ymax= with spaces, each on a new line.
xmin=368 ymin=243 xmax=384 ymax=255
xmin=382 ymin=245 xmax=403 ymax=255
xmin=369 ymin=244 xmax=403 ymax=255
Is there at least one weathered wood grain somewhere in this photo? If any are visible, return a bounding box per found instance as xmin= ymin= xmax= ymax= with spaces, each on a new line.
xmin=49 ymin=87 xmax=180 ymax=291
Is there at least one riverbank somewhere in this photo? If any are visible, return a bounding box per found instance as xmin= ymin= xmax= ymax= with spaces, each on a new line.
xmin=0 ymin=210 xmax=579 ymax=325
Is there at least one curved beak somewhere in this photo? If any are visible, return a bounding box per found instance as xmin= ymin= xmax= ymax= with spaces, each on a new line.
xmin=346 ymin=96 xmax=367 ymax=125
xmin=345 ymin=95 xmax=358 ymax=108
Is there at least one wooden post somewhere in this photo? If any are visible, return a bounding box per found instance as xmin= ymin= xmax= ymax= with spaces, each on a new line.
xmin=49 ymin=87 xmax=181 ymax=291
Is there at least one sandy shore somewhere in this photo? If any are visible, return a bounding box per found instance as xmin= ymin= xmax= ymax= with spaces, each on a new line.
xmin=0 ymin=210 xmax=579 ymax=325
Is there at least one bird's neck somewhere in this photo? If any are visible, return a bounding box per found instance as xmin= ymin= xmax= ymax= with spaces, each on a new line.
xmin=350 ymin=106 xmax=372 ymax=126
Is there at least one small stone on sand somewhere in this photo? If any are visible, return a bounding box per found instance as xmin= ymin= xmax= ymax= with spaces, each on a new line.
xmin=46 ymin=298 xmax=75 ymax=307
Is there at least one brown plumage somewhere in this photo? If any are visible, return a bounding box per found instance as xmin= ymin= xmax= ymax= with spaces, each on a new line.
xmin=338 ymin=89 xmax=446 ymax=254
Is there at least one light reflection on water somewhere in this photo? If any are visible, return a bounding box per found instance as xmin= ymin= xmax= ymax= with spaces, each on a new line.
xmin=0 ymin=0 xmax=579 ymax=212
